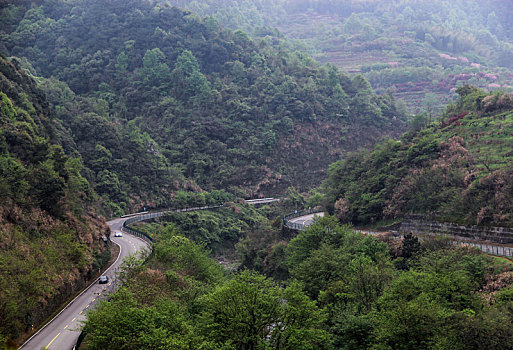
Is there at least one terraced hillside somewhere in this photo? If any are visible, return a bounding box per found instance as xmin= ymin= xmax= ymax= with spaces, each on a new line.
xmin=275 ymin=11 xmax=513 ymax=114
xmin=165 ymin=0 xmax=513 ymax=114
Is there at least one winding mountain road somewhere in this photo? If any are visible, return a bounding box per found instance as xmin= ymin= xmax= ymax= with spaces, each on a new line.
xmin=20 ymin=217 xmax=149 ymax=350
xmin=20 ymin=198 xmax=280 ymax=349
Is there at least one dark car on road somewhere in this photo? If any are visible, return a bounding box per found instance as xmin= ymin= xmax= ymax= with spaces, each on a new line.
xmin=99 ymin=275 xmax=108 ymax=284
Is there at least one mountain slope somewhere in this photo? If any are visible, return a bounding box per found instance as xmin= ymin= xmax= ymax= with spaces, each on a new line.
xmin=0 ymin=0 xmax=407 ymax=215
xmin=324 ymin=86 xmax=513 ymax=227
xmin=0 ymin=56 xmax=109 ymax=344
xmin=163 ymin=0 xmax=513 ymax=114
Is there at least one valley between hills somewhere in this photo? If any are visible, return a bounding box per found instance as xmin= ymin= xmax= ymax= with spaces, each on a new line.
xmin=2 ymin=1 xmax=513 ymax=349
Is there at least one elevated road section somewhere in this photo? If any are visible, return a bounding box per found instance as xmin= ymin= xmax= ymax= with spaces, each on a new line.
xmin=283 ymin=210 xmax=513 ymax=259
xmin=283 ymin=209 xmax=325 ymax=231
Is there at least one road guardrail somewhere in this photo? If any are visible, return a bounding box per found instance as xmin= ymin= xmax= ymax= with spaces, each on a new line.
xmin=121 ymin=205 xmax=225 ymax=242
xmin=283 ymin=208 xmax=322 ymax=231
xmin=282 ymin=211 xmax=513 ymax=259
xmin=456 ymin=240 xmax=513 ymax=258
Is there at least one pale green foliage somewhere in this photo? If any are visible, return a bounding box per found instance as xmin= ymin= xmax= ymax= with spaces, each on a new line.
xmin=153 ymin=234 xmax=225 ymax=285
xmin=140 ymin=48 xmax=171 ymax=87
xmin=84 ymin=290 xmax=198 ymax=350
xmin=199 ymin=271 xmax=331 ymax=349
xmin=0 ymin=92 xmax=16 ymax=121
xmin=199 ymin=270 xmax=282 ymax=349
xmin=115 ymin=51 xmax=128 ymax=76
xmin=171 ymin=50 xmax=212 ymax=103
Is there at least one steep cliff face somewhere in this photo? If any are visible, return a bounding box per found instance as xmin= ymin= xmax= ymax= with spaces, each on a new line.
xmin=0 ymin=57 xmax=108 ymax=344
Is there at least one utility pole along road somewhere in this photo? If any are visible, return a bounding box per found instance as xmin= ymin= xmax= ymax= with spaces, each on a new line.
xmin=20 ymin=217 xmax=149 ymax=350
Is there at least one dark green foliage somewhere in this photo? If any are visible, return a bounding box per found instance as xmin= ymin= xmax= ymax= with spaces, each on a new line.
xmin=132 ymin=203 xmax=269 ymax=254
xmin=394 ymin=233 xmax=421 ymax=270
xmin=371 ymin=248 xmax=491 ymax=349
xmin=84 ymin=290 xmax=200 ymax=350
xmin=92 ymin=248 xmax=112 ymax=273
xmin=6 ymin=0 xmax=513 ymax=348
xmin=169 ymin=190 xmax=234 ymax=208
xmin=152 ymin=233 xmax=225 ymax=285
xmin=198 ymin=270 xmax=283 ymax=349
xmin=0 ymin=57 xmax=94 ymax=214
xmin=164 ymin=0 xmax=513 ymax=113
xmin=84 ymin=234 xmax=331 ymax=350
xmin=85 ymin=210 xmax=513 ymax=350
xmin=288 ymin=219 xmax=513 ymax=349
xmin=1 ymin=0 xmax=406 ymax=213
xmin=199 ymin=271 xmax=331 ymax=350
xmin=287 ymin=216 xmax=392 ymax=302
xmin=235 ymin=221 xmax=287 ymax=280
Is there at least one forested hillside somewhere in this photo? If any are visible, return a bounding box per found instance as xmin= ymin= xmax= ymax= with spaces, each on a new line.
xmin=0 ymin=56 xmax=109 ymax=344
xmin=0 ymin=0 xmax=407 ymax=216
xmin=0 ymin=0 xmax=408 ymax=344
xmin=83 ymin=215 xmax=513 ymax=349
xmin=165 ymin=0 xmax=513 ymax=113
xmin=3 ymin=1 xmax=513 ymax=348
xmin=324 ymin=86 xmax=513 ymax=227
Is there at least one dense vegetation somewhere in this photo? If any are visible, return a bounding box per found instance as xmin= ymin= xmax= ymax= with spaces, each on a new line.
xmin=0 ymin=0 xmax=409 ymax=344
xmin=3 ymin=0 xmax=513 ymax=348
xmin=128 ymin=199 xmax=275 ymax=255
xmin=165 ymin=0 xmax=513 ymax=113
xmin=84 ymin=216 xmax=513 ymax=349
xmin=0 ymin=56 xmax=108 ymax=344
xmin=0 ymin=0 xmax=407 ymax=215
xmin=324 ymin=86 xmax=513 ymax=227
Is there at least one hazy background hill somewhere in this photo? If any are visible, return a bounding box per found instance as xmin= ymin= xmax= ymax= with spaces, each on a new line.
xmin=164 ymin=0 xmax=513 ymax=114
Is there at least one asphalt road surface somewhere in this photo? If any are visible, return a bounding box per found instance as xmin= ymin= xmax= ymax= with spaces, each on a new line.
xmin=20 ymin=198 xmax=291 ymax=349
xmin=288 ymin=212 xmax=325 ymax=227
xmin=20 ymin=217 xmax=149 ymax=350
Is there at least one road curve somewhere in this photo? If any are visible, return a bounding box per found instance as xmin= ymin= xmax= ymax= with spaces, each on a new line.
xmin=20 ymin=217 xmax=149 ymax=350
xmin=288 ymin=212 xmax=325 ymax=228
xmin=20 ymin=198 xmax=277 ymax=349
